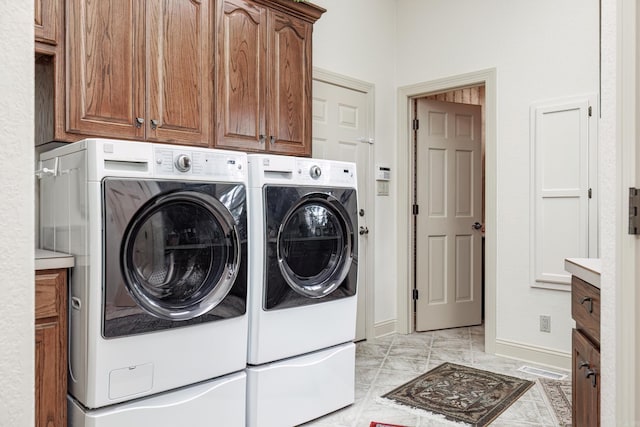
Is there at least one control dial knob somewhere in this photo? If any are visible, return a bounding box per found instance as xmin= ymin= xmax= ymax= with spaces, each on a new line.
xmin=309 ymin=165 xmax=322 ymax=179
xmin=175 ymin=154 xmax=192 ymax=172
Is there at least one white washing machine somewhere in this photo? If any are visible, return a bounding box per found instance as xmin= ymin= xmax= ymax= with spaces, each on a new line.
xmin=39 ymin=139 xmax=248 ymax=424
xmin=246 ymin=154 xmax=358 ymax=427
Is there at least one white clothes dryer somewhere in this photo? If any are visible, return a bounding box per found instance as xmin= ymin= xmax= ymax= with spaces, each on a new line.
xmin=246 ymin=154 xmax=358 ymax=426
xmin=39 ymin=139 xmax=248 ymax=410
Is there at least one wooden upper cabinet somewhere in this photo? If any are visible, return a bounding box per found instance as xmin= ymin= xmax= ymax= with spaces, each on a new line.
xmin=35 ymin=0 xmax=60 ymax=45
xmin=66 ymin=0 xmax=211 ymax=146
xmin=215 ymin=0 xmax=324 ymax=156
xmin=216 ymin=0 xmax=267 ymax=152
xmin=146 ymin=0 xmax=211 ymax=145
xmin=267 ymin=10 xmax=312 ymax=156
xmin=67 ymin=0 xmax=144 ymax=140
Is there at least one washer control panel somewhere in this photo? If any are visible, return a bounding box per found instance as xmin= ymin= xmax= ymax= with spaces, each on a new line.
xmin=154 ymin=147 xmax=246 ymax=180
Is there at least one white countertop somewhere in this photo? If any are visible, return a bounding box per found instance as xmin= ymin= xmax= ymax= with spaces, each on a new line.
xmin=564 ymin=258 xmax=601 ymax=289
xmin=35 ymin=249 xmax=75 ymax=270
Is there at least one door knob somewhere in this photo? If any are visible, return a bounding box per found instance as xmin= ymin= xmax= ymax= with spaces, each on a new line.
xmin=472 ymin=222 xmax=483 ymax=230
xmin=359 ymin=226 xmax=369 ymax=235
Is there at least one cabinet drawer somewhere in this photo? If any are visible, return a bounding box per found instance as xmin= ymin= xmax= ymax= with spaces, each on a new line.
xmin=35 ymin=270 xmax=64 ymax=320
xmin=572 ymin=329 xmax=600 ymax=427
xmin=571 ymin=276 xmax=600 ymax=346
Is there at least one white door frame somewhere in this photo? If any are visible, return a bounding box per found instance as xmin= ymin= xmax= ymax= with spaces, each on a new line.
xmin=396 ymin=68 xmax=497 ymax=354
xmin=313 ymin=67 xmax=376 ymax=341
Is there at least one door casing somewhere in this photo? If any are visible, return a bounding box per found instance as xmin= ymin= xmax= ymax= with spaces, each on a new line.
xmin=312 ymin=68 xmax=376 ymax=341
xmin=397 ymin=69 xmax=497 ymax=354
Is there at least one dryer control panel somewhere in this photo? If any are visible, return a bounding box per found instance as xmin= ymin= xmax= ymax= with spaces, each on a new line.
xmin=295 ymin=159 xmax=357 ymax=187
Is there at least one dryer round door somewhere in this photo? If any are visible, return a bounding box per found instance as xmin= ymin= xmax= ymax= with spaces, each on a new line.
xmin=121 ymin=191 xmax=241 ymax=321
xmin=276 ymin=193 xmax=355 ymax=298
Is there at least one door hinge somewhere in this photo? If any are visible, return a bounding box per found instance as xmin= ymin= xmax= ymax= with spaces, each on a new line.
xmin=588 ymin=106 xmax=592 ymax=117
xmin=412 ymin=289 xmax=419 ymax=300
xmin=629 ymin=187 xmax=640 ymax=235
xmin=588 ymin=188 xmax=592 ymax=199
xmin=412 ymin=204 xmax=419 ymax=215
xmin=412 ymin=119 xmax=419 ymax=130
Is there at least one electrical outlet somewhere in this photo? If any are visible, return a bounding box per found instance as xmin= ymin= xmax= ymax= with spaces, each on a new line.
xmin=539 ymin=315 xmax=551 ymax=333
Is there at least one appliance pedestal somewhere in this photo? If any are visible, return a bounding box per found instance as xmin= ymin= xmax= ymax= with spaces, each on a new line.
xmin=68 ymin=371 xmax=246 ymax=427
xmin=246 ymin=342 xmax=355 ymax=427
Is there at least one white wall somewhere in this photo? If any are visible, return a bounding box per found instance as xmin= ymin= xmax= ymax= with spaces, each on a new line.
xmin=312 ymin=0 xmax=400 ymax=327
xmin=312 ymin=1 xmax=601 ymax=353
xmin=0 ymin=3 xmax=34 ymax=427
xmin=393 ymin=0 xmax=597 ymax=358
xmin=599 ymin=0 xmax=618 ymax=423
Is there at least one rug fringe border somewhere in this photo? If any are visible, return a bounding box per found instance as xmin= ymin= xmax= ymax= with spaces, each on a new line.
xmin=536 ymin=378 xmax=572 ymax=427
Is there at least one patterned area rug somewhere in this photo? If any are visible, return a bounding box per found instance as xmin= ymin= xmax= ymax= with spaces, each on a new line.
xmin=538 ymin=378 xmax=572 ymax=427
xmin=381 ymin=362 xmax=534 ymax=427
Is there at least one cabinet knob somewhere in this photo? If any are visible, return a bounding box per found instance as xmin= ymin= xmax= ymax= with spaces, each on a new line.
xmin=578 ymin=360 xmax=590 ymax=370
xmin=259 ymin=134 xmax=266 ymax=144
xmin=270 ymin=136 xmax=276 ymax=145
xmin=580 ymin=296 xmax=593 ymax=313
xmin=135 ymin=117 xmax=144 ymax=128
xmin=151 ymin=119 xmax=159 ymax=130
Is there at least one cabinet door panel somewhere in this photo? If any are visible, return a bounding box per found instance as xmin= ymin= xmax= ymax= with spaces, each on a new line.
xmin=67 ymin=0 xmax=145 ymax=139
xmin=216 ymin=0 xmax=267 ymax=151
xmin=35 ymin=269 xmax=67 ymax=427
xmin=147 ymin=0 xmax=211 ymax=145
xmin=572 ymin=329 xmax=600 ymax=427
xmin=268 ymin=11 xmax=311 ymax=156
xmin=35 ymin=0 xmax=58 ymax=45
xmin=35 ymin=323 xmax=62 ymax=427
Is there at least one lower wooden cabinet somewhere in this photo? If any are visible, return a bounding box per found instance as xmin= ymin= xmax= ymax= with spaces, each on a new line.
xmin=35 ymin=269 xmax=67 ymax=427
xmin=572 ymin=329 xmax=600 ymax=427
xmin=571 ymin=275 xmax=600 ymax=426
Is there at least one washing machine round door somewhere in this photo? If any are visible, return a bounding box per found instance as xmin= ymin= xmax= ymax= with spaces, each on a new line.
xmin=276 ymin=193 xmax=354 ymax=298
xmin=121 ymin=191 xmax=240 ymax=320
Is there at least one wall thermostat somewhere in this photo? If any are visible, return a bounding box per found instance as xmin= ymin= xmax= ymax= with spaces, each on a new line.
xmin=376 ymin=165 xmax=391 ymax=181
xmin=376 ymin=164 xmax=391 ymax=196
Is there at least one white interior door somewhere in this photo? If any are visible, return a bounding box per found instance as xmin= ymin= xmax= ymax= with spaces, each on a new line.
xmin=415 ymin=98 xmax=482 ymax=331
xmin=312 ymin=77 xmax=372 ymax=341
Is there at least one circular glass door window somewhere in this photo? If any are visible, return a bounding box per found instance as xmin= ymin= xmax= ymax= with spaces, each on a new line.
xmin=121 ymin=191 xmax=240 ymax=320
xmin=276 ymin=193 xmax=354 ymax=298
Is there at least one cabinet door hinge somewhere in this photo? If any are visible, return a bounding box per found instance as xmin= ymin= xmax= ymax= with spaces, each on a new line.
xmin=412 ymin=119 xmax=419 ymax=130
xmin=629 ymin=187 xmax=640 ymax=235
xmin=588 ymin=106 xmax=592 ymax=117
xmin=588 ymin=188 xmax=592 ymax=199
xmin=412 ymin=204 xmax=419 ymax=215
xmin=412 ymin=289 xmax=419 ymax=300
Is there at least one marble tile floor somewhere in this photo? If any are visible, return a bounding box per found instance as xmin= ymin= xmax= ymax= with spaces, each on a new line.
xmin=301 ymin=325 xmax=568 ymax=427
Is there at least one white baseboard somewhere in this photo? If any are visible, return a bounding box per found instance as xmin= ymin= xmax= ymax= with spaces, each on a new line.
xmin=494 ymin=338 xmax=571 ymax=371
xmin=374 ymin=319 xmax=397 ymax=338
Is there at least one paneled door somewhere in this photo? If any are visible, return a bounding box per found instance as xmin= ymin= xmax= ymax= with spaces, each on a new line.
xmin=415 ymin=98 xmax=482 ymax=331
xmin=312 ymin=77 xmax=372 ymax=341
